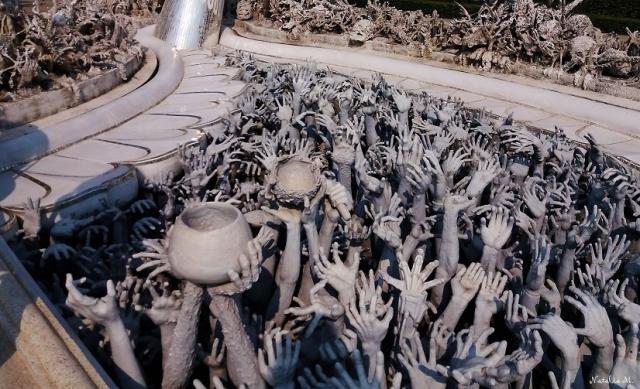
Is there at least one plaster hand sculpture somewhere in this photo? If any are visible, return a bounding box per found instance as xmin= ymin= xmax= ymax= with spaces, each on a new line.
xmin=16 ymin=53 xmax=640 ymax=389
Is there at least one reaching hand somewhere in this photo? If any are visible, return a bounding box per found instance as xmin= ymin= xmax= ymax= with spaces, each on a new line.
xmin=448 ymin=328 xmax=507 ymax=386
xmin=382 ymin=250 xmax=443 ymax=323
xmin=480 ymin=207 xmax=514 ymax=249
xmin=475 ymin=272 xmax=508 ymax=315
xmin=487 ymin=328 xmax=544 ymax=383
xmin=286 ymin=280 xmax=344 ymax=321
xmin=397 ymin=332 xmax=448 ymax=389
xmin=20 ymin=197 xmax=41 ymax=238
xmin=347 ymin=282 xmax=393 ymax=380
xmin=590 ymin=234 xmax=630 ymax=282
xmin=258 ymin=329 xmax=300 ymax=389
xmin=505 ymin=291 xmax=531 ymax=334
xmin=526 ymin=239 xmax=551 ymax=292
xmin=529 ymin=314 xmax=580 ymax=372
xmin=565 ymin=286 xmax=613 ymax=348
xmin=314 ymin=243 xmax=358 ymax=298
xmin=612 ymin=324 xmax=640 ymax=389
xmin=451 ymin=262 xmax=485 ymax=303
xmin=325 ymin=179 xmax=353 ymax=221
xmin=522 ymin=178 xmax=547 ymax=218
xmin=65 ymin=274 xmax=120 ymax=327
xmin=43 ymin=243 xmax=77 ymax=262
xmin=606 ymin=278 xmax=640 ymax=325
xmin=140 ymin=281 xmax=182 ymax=327
xmin=209 ymin=231 xmax=265 ymax=296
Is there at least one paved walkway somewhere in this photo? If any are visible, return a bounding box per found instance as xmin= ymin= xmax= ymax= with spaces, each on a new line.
xmin=0 ymin=46 xmax=245 ymax=220
xmin=220 ymin=27 xmax=640 ymax=166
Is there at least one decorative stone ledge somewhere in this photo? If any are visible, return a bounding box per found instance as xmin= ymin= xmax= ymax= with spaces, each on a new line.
xmin=233 ymin=19 xmax=640 ymax=103
xmin=220 ymin=27 xmax=640 ymax=139
xmin=0 ymin=53 xmax=143 ymax=131
xmin=0 ymin=25 xmax=184 ymax=172
xmin=0 ymin=236 xmax=115 ymax=388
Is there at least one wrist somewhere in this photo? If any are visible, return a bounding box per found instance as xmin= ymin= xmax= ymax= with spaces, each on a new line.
xmin=473 ymin=304 xmax=493 ymax=326
xmin=286 ymin=222 xmax=301 ymax=232
xmin=105 ymin=317 xmax=128 ymax=342
xmin=361 ymin=341 xmax=380 ymax=356
xmin=450 ymin=293 xmax=471 ymax=311
xmin=483 ymin=244 xmax=500 ymax=253
xmin=338 ymin=288 xmax=355 ymax=306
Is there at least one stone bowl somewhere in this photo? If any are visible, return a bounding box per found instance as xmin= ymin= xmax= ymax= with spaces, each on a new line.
xmin=272 ymin=156 xmax=322 ymax=209
xmin=167 ymin=202 xmax=252 ymax=285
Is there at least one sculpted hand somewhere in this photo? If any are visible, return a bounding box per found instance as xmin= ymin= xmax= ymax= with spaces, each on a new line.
xmin=606 ymin=278 xmax=640 ymax=324
xmin=392 ymin=89 xmax=412 ymax=113
xmin=444 ymin=193 xmax=476 ymax=215
xmin=522 ymin=178 xmax=547 ymax=218
xmin=467 ymin=156 xmax=502 ymax=197
xmin=43 ymin=243 xmax=77 ymax=262
xmin=127 ymin=199 xmax=157 ymax=215
xmin=590 ymin=234 xmax=630 ymax=282
xmin=139 ymin=281 xmax=182 ymax=327
xmin=382 ymin=249 xmax=443 ymax=322
xmin=540 ymin=279 xmax=562 ymax=312
xmin=406 ymin=162 xmax=432 ymax=194
xmin=314 ymin=243 xmax=358 ymax=299
xmin=261 ymin=205 xmax=302 ymax=227
xmin=475 ymin=272 xmax=508 ymax=315
xmin=612 ymin=324 xmax=640 ymax=389
xmin=526 ymin=239 xmax=551 ymax=292
xmin=372 ymin=215 xmax=402 ymax=248
xmin=209 ymin=230 xmax=266 ymax=295
xmin=451 ymin=262 xmax=485 ymax=303
xmin=258 ymin=329 xmax=300 ymax=389
xmin=397 ymin=332 xmax=448 ymax=389
xmin=329 ymin=350 xmax=381 ymax=389
xmin=286 ymin=280 xmax=344 ymax=321
xmin=529 ymin=314 xmax=580 ymax=372
xmin=505 ymin=290 xmax=530 ymax=334
xmin=565 ymin=286 xmax=613 ymax=348
xmin=325 ymin=179 xmax=353 ymax=221
xmin=480 ymin=207 xmax=514 ymax=249
xmin=487 ymin=328 xmax=543 ymax=383
xmin=442 ymin=149 xmax=471 ymax=180
xmin=132 ymin=217 xmax=162 ymax=241
xmin=449 ymin=328 xmax=507 ymax=386
xmin=347 ymin=283 xmax=393 ymax=379
xmin=65 ymin=274 xmax=120 ymax=326
xmin=20 ymin=197 xmax=41 ymax=238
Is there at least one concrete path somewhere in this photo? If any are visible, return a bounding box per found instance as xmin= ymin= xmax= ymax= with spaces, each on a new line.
xmin=0 ymin=45 xmax=245 ymax=222
xmin=219 ymin=28 xmax=640 ymax=166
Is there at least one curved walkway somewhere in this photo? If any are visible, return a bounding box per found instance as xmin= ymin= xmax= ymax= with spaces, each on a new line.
xmin=0 ymin=30 xmax=246 ymax=223
xmin=220 ymin=27 xmax=640 ymax=165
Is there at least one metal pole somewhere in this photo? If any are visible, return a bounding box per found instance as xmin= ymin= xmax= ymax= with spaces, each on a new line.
xmin=155 ymin=0 xmax=225 ymax=50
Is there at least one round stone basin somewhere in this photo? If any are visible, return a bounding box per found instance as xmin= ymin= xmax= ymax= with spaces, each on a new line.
xmin=167 ymin=202 xmax=252 ymax=285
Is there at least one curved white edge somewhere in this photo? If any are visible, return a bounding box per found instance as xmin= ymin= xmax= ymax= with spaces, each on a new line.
xmin=219 ymin=27 xmax=640 ymax=136
xmin=0 ymin=26 xmax=185 ymax=170
xmin=0 ymin=236 xmax=117 ymax=388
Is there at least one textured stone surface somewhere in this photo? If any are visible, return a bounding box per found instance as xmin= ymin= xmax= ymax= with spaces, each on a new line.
xmin=0 ymin=45 xmax=244 ymax=223
xmin=220 ymin=27 xmax=640 ymax=167
xmin=0 ymin=237 xmax=115 ymax=388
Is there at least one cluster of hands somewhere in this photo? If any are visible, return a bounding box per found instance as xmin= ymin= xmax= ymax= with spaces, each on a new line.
xmin=12 ymin=52 xmax=640 ymax=389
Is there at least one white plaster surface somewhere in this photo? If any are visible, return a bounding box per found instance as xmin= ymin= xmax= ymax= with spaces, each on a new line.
xmin=0 ymin=48 xmax=245 ymax=216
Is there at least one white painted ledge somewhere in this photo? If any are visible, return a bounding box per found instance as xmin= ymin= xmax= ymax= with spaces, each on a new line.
xmin=0 ymin=26 xmax=184 ymax=171
xmin=219 ymin=27 xmax=640 ymax=138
